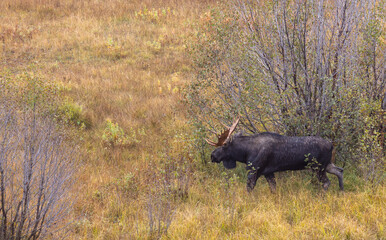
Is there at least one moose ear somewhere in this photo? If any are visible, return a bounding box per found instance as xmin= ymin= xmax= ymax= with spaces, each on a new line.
xmin=233 ymin=131 xmax=243 ymax=138
xmin=223 ymin=160 xmax=236 ymax=169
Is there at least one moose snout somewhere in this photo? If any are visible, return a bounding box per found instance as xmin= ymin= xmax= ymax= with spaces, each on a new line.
xmin=211 ymin=152 xmax=215 ymax=162
xmin=211 ymin=152 xmax=220 ymax=163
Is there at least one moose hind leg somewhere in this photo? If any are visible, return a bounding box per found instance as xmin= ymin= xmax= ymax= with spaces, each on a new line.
xmin=264 ymin=173 xmax=276 ymax=193
xmin=326 ymin=163 xmax=344 ymax=191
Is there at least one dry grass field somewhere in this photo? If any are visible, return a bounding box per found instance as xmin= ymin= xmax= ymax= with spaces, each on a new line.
xmin=0 ymin=0 xmax=384 ymax=239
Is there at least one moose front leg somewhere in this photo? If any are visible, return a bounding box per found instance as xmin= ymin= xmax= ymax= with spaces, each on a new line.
xmin=246 ymin=165 xmax=262 ymax=192
xmin=246 ymin=151 xmax=268 ymax=192
xmin=247 ymin=170 xmax=258 ymax=192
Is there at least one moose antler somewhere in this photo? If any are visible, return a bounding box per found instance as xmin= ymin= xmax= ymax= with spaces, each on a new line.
xmin=205 ymin=117 xmax=240 ymax=147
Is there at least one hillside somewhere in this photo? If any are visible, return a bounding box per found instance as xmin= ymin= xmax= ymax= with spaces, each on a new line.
xmin=0 ymin=0 xmax=384 ymax=239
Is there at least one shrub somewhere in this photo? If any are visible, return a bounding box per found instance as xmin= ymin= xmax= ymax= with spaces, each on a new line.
xmin=135 ymin=7 xmax=175 ymax=23
xmin=186 ymin=0 xmax=385 ymax=185
xmin=0 ymin=99 xmax=77 ymax=239
xmin=144 ymin=148 xmax=193 ymax=239
xmin=57 ymin=98 xmax=91 ymax=129
xmin=102 ymin=119 xmax=139 ymax=148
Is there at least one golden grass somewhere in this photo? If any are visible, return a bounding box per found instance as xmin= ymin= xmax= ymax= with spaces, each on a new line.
xmin=168 ymin=176 xmax=385 ymax=240
xmin=0 ymin=0 xmax=384 ymax=239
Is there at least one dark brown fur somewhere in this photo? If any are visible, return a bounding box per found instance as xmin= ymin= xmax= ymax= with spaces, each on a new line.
xmin=211 ymin=132 xmax=344 ymax=192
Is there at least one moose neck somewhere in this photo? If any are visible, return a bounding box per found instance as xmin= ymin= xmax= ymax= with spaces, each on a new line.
xmin=226 ymin=138 xmax=251 ymax=164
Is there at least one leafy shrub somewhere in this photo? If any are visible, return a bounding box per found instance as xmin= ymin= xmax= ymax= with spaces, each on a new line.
xmin=57 ymin=99 xmax=90 ymax=129
xmin=113 ymin=172 xmax=139 ymax=199
xmin=186 ymin=1 xmax=385 ymax=185
xmin=102 ymin=119 xmax=140 ymax=148
xmin=102 ymin=37 xmax=128 ymax=60
xmin=1 ymin=69 xmax=90 ymax=130
xmin=355 ymin=101 xmax=385 ymax=185
xmin=135 ymin=7 xmax=175 ymax=23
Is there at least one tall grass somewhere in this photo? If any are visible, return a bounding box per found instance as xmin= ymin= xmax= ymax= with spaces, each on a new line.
xmin=0 ymin=0 xmax=384 ymax=239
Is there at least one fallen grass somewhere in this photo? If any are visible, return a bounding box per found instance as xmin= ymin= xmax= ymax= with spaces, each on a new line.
xmin=0 ymin=0 xmax=384 ymax=239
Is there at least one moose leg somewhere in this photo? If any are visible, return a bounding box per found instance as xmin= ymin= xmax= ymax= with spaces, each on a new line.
xmin=246 ymin=151 xmax=270 ymax=192
xmin=264 ymin=173 xmax=276 ymax=193
xmin=317 ymin=171 xmax=331 ymax=190
xmin=326 ymin=163 xmax=344 ymax=191
xmin=247 ymin=170 xmax=259 ymax=193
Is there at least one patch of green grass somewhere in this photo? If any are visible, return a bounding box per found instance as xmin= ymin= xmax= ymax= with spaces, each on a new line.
xmin=57 ymin=99 xmax=91 ymax=129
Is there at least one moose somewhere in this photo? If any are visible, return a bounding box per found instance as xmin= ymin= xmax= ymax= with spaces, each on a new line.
xmin=206 ymin=118 xmax=344 ymax=193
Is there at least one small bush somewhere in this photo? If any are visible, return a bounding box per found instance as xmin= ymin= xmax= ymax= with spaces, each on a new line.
xmin=355 ymin=101 xmax=385 ymax=186
xmin=135 ymin=7 xmax=175 ymax=23
xmin=100 ymin=37 xmax=128 ymax=60
xmin=102 ymin=119 xmax=139 ymax=148
xmin=113 ymin=172 xmax=139 ymax=199
xmin=144 ymin=147 xmax=194 ymax=239
xmin=57 ymin=99 xmax=91 ymax=129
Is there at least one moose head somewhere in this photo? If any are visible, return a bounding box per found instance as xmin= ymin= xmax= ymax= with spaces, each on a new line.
xmin=205 ymin=117 xmax=240 ymax=169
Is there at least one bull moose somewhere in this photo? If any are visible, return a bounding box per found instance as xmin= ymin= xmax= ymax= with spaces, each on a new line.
xmin=206 ymin=118 xmax=344 ymax=192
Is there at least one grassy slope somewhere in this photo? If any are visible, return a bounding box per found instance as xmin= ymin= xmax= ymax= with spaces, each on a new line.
xmin=0 ymin=0 xmax=384 ymax=239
